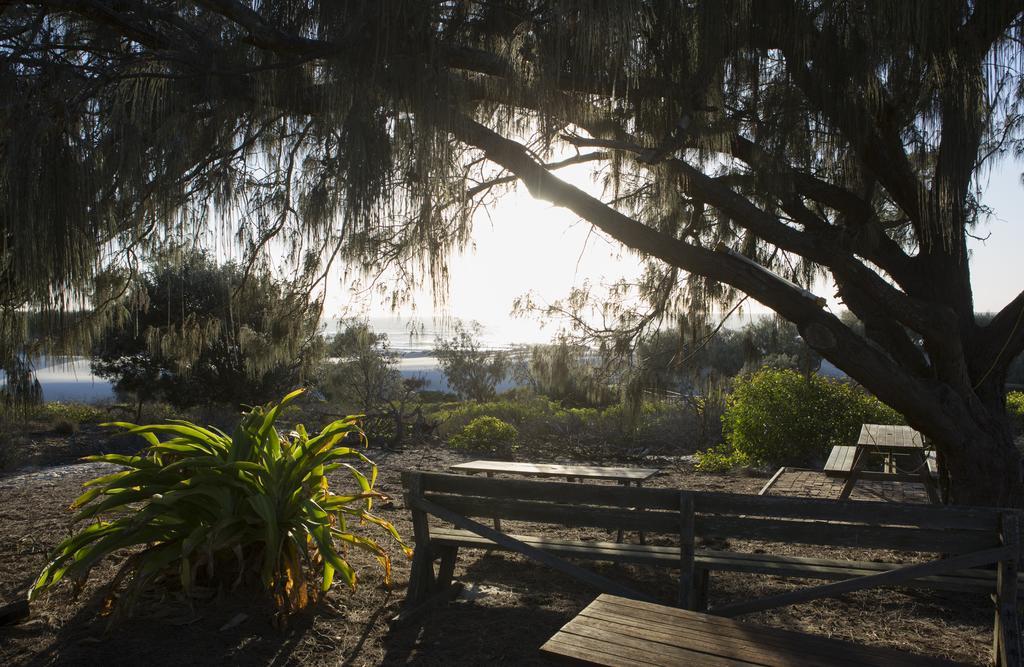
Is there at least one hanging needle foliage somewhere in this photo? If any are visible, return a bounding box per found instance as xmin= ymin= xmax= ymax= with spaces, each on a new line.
xmin=3 ymin=2 xmax=1024 ymax=504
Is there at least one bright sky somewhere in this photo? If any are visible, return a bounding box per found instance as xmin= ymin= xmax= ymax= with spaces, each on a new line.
xmin=328 ymin=157 xmax=1024 ymax=339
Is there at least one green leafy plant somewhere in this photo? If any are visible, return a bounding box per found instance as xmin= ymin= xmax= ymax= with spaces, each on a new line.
xmin=40 ymin=402 xmax=105 ymax=424
xmin=721 ymin=368 xmax=903 ymax=467
xmin=30 ymin=389 xmax=408 ymax=619
xmin=449 ymin=416 xmax=518 ymax=458
xmin=694 ymin=444 xmax=751 ymax=473
xmin=431 ymin=394 xmax=713 ymax=459
xmin=1008 ymin=391 xmax=1024 ymax=436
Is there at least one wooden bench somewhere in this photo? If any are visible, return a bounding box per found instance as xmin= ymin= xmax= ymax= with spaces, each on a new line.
xmin=542 ymin=594 xmax=958 ymax=666
xmin=826 ymin=445 xmax=939 ymax=480
xmin=824 ymin=445 xmax=858 ymax=476
xmin=402 ymin=471 xmax=1023 ymax=666
xmin=450 ymin=460 xmax=660 ymax=484
xmin=840 ymin=424 xmax=940 ymax=502
xmin=450 ymin=459 xmax=660 ymax=541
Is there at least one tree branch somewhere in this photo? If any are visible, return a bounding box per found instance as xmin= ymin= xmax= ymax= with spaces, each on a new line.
xmin=443 ymin=111 xmax=963 ymax=436
xmin=975 ymin=288 xmax=1024 ymax=385
xmin=466 ymin=151 xmax=609 ymax=199
xmin=762 ymin=2 xmax=929 ymax=237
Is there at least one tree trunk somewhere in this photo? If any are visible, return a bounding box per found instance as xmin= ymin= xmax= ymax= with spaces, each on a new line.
xmin=931 ymin=395 xmax=1024 ymax=507
xmin=941 ymin=430 xmax=1022 ymax=507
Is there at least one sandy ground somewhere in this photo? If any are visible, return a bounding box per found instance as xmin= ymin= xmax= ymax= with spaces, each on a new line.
xmin=0 ymin=440 xmax=992 ymax=666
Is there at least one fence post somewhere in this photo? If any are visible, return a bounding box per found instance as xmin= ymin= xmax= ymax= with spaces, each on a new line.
xmin=994 ymin=512 xmax=1021 ymax=667
xmin=678 ymin=491 xmax=695 ymax=609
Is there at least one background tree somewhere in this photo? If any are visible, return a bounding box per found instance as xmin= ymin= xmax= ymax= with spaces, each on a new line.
xmin=323 ymin=321 xmax=402 ymax=413
xmin=91 ymin=251 xmax=322 ymax=416
xmin=740 ymin=317 xmax=822 ymax=378
xmin=321 ymin=321 xmax=430 ymax=447
xmin=4 ymin=2 xmax=1024 ymax=504
xmin=512 ymin=340 xmax=617 ymax=407
xmin=0 ymin=356 xmax=42 ymax=411
xmin=434 ymin=322 xmax=509 ymax=402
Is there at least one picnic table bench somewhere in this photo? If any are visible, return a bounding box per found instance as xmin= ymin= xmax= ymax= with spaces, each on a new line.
xmin=541 ymin=594 xmax=959 ymax=666
xmin=825 ymin=446 xmax=938 ymax=477
xmin=824 ymin=425 xmax=940 ymax=503
xmin=401 ymin=471 xmax=1023 ymax=666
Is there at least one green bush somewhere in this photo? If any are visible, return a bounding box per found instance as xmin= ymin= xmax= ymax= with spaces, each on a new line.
xmin=449 ymin=416 xmax=519 ymax=458
xmin=40 ymin=402 xmax=105 ymax=424
xmin=31 ymin=389 xmax=408 ymax=619
xmin=431 ymin=393 xmax=714 ymax=459
xmin=694 ymin=444 xmax=750 ymax=472
xmin=1008 ymin=391 xmax=1024 ymax=436
xmin=721 ymin=368 xmax=902 ymax=466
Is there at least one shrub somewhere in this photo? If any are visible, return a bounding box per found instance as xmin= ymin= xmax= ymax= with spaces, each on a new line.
xmin=41 ymin=402 xmax=105 ymax=424
xmin=432 ymin=394 xmax=710 ymax=459
xmin=52 ymin=419 xmax=78 ymax=436
xmin=417 ymin=389 xmax=458 ymax=404
xmin=1009 ymin=391 xmax=1024 ymax=436
xmin=30 ymin=389 xmax=408 ymax=619
xmin=694 ymin=444 xmax=750 ymax=473
xmin=449 ymin=416 xmax=518 ymax=458
xmin=721 ymin=368 xmax=902 ymax=466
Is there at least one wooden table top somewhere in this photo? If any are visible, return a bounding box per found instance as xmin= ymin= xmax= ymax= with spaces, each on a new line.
xmin=857 ymin=424 xmax=926 ymax=450
xmin=541 ymin=594 xmax=957 ymax=666
xmin=449 ymin=460 xmax=660 ymax=481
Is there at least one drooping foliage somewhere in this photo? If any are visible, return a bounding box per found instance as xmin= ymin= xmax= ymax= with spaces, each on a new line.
xmin=0 ymin=355 xmax=42 ymax=411
xmin=3 ymin=2 xmax=1024 ymax=503
xmin=512 ymin=340 xmax=617 ymax=407
xmin=91 ymin=250 xmax=323 ymax=410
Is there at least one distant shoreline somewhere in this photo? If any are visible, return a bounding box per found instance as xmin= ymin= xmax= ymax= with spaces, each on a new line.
xmin=14 ymin=354 xmax=462 ymax=404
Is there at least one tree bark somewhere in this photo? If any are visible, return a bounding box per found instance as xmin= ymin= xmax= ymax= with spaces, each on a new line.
xmin=920 ymin=373 xmax=1022 ymax=507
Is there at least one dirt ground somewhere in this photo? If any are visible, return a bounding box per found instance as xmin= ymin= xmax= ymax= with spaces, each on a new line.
xmin=0 ymin=428 xmax=992 ymax=666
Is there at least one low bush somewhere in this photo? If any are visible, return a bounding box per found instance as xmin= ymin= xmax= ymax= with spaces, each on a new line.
xmin=52 ymin=419 xmax=78 ymax=436
xmin=41 ymin=402 xmax=105 ymax=424
xmin=449 ymin=416 xmax=518 ymax=458
xmin=30 ymin=389 xmax=408 ymax=620
xmin=694 ymin=443 xmax=750 ymax=472
xmin=416 ymin=389 xmax=458 ymax=404
xmin=431 ymin=393 xmax=715 ymax=459
xmin=719 ymin=368 xmax=902 ymax=467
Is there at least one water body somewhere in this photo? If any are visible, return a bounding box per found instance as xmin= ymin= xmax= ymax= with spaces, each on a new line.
xmin=3 ymin=317 xmax=844 ymax=404
xmin=342 ymin=317 xmax=532 ymax=394
xmin=2 ymin=318 xmax=529 ymax=404
xmin=0 ymin=356 xmax=115 ymax=404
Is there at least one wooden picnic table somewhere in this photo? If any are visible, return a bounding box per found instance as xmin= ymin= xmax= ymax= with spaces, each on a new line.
xmin=449 ymin=460 xmax=660 ymax=483
xmin=449 ymin=460 xmax=660 ymax=542
xmin=540 ymin=594 xmax=958 ymax=666
xmin=834 ymin=424 xmax=940 ymax=503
